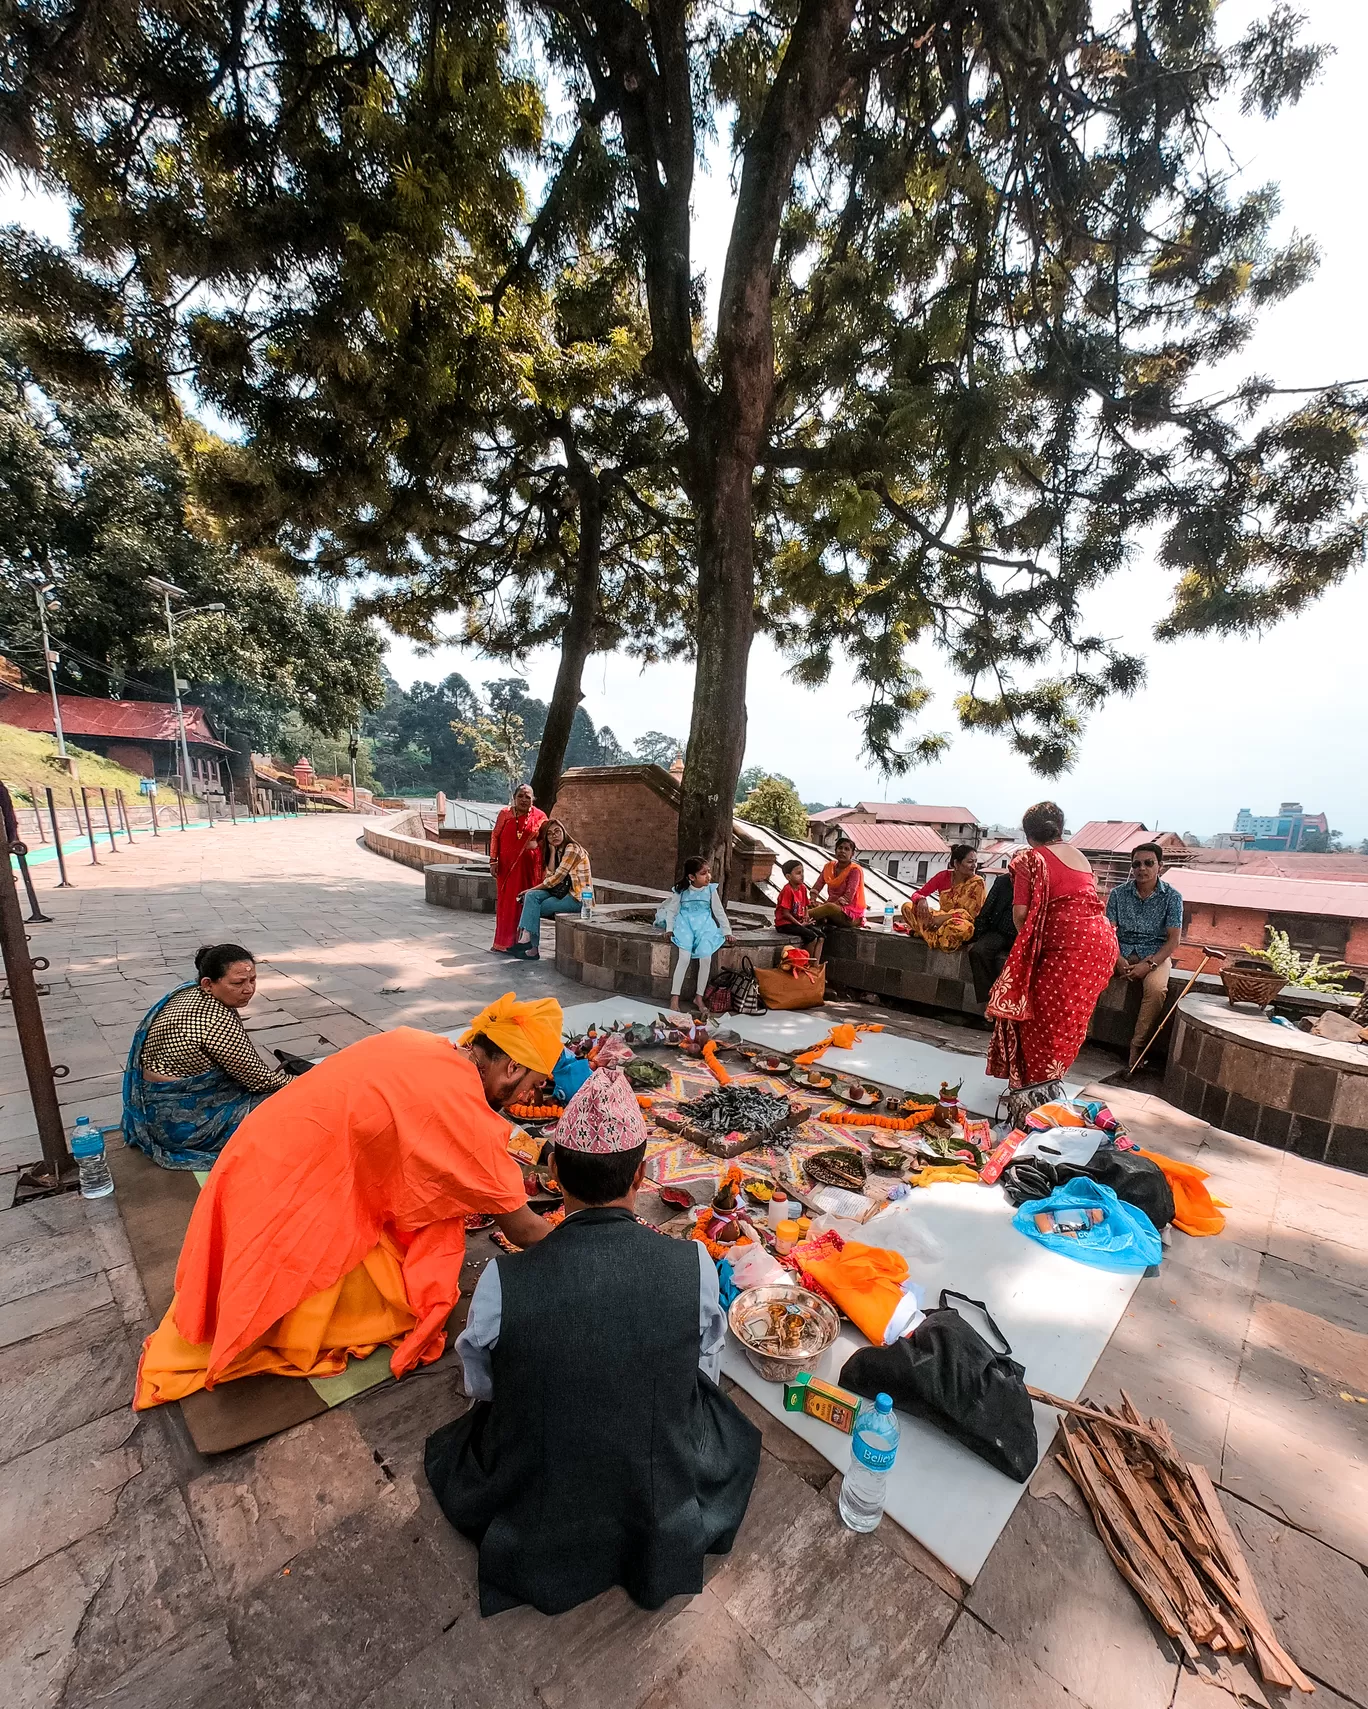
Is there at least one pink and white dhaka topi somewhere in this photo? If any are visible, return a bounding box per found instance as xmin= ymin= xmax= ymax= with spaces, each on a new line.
xmin=555 ymin=1067 xmax=649 ymax=1154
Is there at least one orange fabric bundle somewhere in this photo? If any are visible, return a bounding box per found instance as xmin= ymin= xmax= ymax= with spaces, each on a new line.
xmin=1138 ymin=1148 xmax=1226 ymax=1237
xmin=135 ymin=1029 xmax=528 ymax=1409
xmin=797 ymin=1234 xmax=913 ymax=1347
xmin=818 ymin=1106 xmax=934 ymax=1131
xmin=793 ymin=1021 xmax=884 ymax=1067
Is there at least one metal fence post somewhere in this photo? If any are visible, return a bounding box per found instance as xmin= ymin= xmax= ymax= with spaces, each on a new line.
xmin=44 ymin=788 xmax=72 ymax=887
xmin=116 ymin=789 xmax=134 ymax=843
xmin=99 ymin=787 xmax=120 ymax=853
xmin=76 ymin=788 xmax=100 ymax=864
xmin=2 ymin=784 xmax=52 ymax=923
xmin=175 ymin=786 xmax=187 ymax=830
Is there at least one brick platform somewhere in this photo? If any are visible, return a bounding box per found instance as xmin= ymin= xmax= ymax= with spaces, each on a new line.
xmin=1165 ymin=994 xmax=1368 ymax=1174
xmin=553 ymin=912 xmax=792 ymax=1003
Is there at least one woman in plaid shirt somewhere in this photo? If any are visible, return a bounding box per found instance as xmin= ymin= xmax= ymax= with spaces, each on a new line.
xmin=509 ymin=820 xmax=594 ymax=960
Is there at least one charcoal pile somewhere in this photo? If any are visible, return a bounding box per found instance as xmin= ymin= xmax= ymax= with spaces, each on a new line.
xmin=676 ymin=1084 xmax=791 ymax=1133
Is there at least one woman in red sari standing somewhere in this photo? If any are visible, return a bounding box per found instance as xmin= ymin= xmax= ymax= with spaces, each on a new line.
xmin=489 ymin=785 xmax=546 ymax=953
xmin=986 ymin=801 xmax=1118 ymax=1113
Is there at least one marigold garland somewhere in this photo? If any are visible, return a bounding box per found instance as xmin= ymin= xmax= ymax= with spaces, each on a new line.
xmin=507 ymin=1102 xmax=565 ymax=1119
xmin=817 ymin=1105 xmax=935 ymax=1131
xmin=701 ymin=1040 xmax=731 ymax=1084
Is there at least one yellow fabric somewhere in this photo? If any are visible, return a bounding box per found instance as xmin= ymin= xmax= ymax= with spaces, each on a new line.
xmin=460 ymin=991 xmax=564 ymax=1075
xmin=901 ymin=876 xmax=985 ymax=952
xmin=135 ymin=1235 xmax=416 ymax=1408
xmin=909 ymin=1164 xmax=981 ymax=1188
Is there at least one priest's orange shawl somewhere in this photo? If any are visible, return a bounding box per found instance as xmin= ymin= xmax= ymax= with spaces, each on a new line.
xmin=135 ymin=1029 xmax=525 ymax=1407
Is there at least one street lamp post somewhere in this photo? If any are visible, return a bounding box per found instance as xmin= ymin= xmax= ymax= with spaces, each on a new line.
xmin=146 ymin=579 xmax=225 ymax=797
xmin=23 ymin=570 xmax=66 ymax=759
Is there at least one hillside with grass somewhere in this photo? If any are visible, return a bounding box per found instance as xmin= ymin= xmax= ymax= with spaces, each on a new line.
xmin=0 ymin=723 xmax=149 ymax=806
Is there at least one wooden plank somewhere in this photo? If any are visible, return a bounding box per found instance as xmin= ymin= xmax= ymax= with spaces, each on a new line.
xmin=1187 ymin=1464 xmax=1315 ymax=1694
xmin=1064 ymin=1431 xmax=1198 ymax=1659
xmin=1028 ymin=1386 xmax=1168 ymax=1452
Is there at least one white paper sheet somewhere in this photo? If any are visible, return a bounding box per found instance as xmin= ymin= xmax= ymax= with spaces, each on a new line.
xmin=721 ymin=1183 xmax=1142 ymax=1581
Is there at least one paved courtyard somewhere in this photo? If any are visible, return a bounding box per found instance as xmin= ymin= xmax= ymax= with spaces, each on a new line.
xmin=1 ymin=816 xmax=1366 ymax=1709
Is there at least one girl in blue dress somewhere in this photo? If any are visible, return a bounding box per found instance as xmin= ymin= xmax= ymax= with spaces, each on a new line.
xmin=661 ymin=857 xmax=735 ymax=1012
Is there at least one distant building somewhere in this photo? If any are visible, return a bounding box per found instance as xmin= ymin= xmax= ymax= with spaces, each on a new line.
xmin=1168 ymin=869 xmax=1368 ymax=978
xmin=840 ymin=822 xmax=951 ymax=887
xmin=1233 ymin=802 xmax=1329 ymax=852
xmin=0 ymin=690 xmax=231 ymax=796
xmin=807 ymin=801 xmax=982 ymax=849
xmin=1068 ymin=821 xmax=1190 ymax=896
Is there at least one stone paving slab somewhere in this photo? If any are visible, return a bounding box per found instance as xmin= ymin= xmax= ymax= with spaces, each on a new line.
xmin=1 ymin=817 xmax=1367 ymax=1709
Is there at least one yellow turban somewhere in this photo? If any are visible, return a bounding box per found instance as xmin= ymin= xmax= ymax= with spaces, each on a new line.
xmin=460 ymin=992 xmax=564 ymax=1076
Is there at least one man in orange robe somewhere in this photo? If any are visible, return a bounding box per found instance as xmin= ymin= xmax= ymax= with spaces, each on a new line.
xmin=134 ymin=993 xmax=563 ymax=1410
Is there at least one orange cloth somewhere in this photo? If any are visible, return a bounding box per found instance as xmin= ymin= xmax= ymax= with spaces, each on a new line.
xmin=1138 ymin=1148 xmax=1226 ymax=1237
xmin=798 ymin=1237 xmax=912 ymax=1347
xmin=134 ymin=1029 xmax=527 ymax=1409
xmin=793 ymin=1021 xmax=884 ymax=1066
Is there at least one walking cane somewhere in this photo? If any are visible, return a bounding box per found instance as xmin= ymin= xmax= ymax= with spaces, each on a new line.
xmin=1126 ymin=948 xmax=1226 ymax=1077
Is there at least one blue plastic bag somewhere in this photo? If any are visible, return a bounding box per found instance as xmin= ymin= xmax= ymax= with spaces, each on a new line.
xmin=1012 ymin=1177 xmax=1162 ymax=1272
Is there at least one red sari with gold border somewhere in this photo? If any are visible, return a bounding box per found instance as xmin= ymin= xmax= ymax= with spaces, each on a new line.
xmin=986 ymin=848 xmax=1118 ymax=1088
xmin=490 ymin=806 xmax=546 ymax=950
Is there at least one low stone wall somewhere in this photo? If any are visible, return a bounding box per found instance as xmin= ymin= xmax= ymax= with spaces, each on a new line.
xmin=362 ymin=812 xmax=486 ymax=874
xmin=820 ymin=927 xmax=1147 ymax=1052
xmin=553 ymin=913 xmax=791 ymax=1003
xmin=1164 ymin=995 xmax=1368 ymax=1174
xmin=425 ymin=863 xmax=497 ymax=914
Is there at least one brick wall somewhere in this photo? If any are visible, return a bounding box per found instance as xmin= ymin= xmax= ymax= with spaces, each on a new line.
xmin=551 ymin=766 xmax=773 ymax=901
xmin=1177 ymin=904 xmax=1368 ymax=974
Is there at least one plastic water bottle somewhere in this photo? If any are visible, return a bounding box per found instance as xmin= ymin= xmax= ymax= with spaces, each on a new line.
xmin=883 ymin=904 xmax=895 ymax=932
xmin=71 ymin=1116 xmax=114 ymax=1199
xmin=580 ymin=887 xmax=594 ymax=922
xmin=839 ymin=1392 xmax=899 ymax=1532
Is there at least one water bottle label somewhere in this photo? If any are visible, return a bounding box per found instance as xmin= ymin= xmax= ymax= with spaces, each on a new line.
xmin=852 ymin=1430 xmax=897 ymax=1473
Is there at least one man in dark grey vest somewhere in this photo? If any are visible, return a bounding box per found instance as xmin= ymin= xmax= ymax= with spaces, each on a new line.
xmin=425 ymin=1067 xmax=761 ymax=1616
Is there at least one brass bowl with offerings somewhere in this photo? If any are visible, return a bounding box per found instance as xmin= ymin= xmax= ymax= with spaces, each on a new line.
xmin=728 ymin=1284 xmax=840 ymax=1383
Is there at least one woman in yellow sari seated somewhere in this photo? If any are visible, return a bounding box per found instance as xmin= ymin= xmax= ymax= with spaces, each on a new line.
xmin=900 ymin=844 xmax=985 ymax=952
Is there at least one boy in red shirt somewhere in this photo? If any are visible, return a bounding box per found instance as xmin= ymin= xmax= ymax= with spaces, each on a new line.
xmin=774 ymin=860 xmax=823 ymax=953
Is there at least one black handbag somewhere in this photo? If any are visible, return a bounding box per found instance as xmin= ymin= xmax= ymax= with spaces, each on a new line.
xmin=999 ymin=1147 xmax=1174 ymax=1232
xmin=544 ymin=872 xmax=574 ymax=900
xmin=728 ymin=955 xmax=767 ymax=1016
xmin=839 ymin=1290 xmax=1039 ymax=1482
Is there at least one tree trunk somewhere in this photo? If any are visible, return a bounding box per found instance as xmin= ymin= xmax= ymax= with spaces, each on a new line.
xmin=676 ymin=446 xmax=755 ymax=886
xmin=530 ymin=475 xmax=602 ymax=811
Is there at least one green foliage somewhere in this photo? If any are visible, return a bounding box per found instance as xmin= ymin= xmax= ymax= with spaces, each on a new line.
xmin=736 ymin=775 xmax=808 ymax=839
xmin=0 ymin=336 xmax=384 ymax=755
xmin=633 ymin=731 xmax=684 ymax=767
xmin=1298 ymin=828 xmax=1343 ymax=853
xmin=1241 ymin=928 xmax=1349 ymax=992
xmin=272 ymin=716 xmax=377 ymax=794
xmin=450 ymin=708 xmax=533 ymax=791
xmin=735 ymin=765 xmax=795 ymax=805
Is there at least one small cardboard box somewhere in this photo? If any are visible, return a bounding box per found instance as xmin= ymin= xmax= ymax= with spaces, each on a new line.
xmin=782 ymin=1371 xmax=859 ymax=1434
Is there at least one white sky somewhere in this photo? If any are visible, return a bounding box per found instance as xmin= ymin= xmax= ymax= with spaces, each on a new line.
xmin=3 ymin=1 xmax=1364 ymax=837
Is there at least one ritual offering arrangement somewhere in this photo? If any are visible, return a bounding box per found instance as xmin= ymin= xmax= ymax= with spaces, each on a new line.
xmin=833 ymin=1080 xmax=882 ymax=1108
xmin=675 ymin=1083 xmax=800 ymax=1156
xmin=728 ymin=1283 xmax=839 ymax=1381
xmin=789 ymin=1065 xmax=833 ymax=1090
xmin=624 ymin=1059 xmax=671 ymax=1090
xmin=750 ymin=1052 xmax=792 ymax=1074
xmin=804 ymin=1147 xmax=868 ymax=1191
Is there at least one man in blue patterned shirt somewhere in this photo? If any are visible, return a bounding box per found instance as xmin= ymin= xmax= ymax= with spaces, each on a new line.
xmin=1105 ymin=844 xmax=1185 ymax=1067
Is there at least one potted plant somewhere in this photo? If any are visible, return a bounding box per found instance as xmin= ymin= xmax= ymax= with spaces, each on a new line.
xmin=1220 ymin=929 xmax=1349 ymax=1009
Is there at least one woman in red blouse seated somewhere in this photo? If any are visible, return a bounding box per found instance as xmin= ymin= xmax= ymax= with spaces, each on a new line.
xmin=899 ymin=844 xmax=985 ymax=951
xmin=986 ymin=801 xmax=1118 ymax=1103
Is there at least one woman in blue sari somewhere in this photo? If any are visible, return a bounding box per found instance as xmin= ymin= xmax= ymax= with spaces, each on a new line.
xmin=123 ymin=944 xmax=297 ymax=1169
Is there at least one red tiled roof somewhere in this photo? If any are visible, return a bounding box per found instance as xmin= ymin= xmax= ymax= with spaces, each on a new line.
xmin=807 ymin=802 xmax=979 ymax=825
xmin=843 ymin=822 xmax=950 ymax=853
xmin=1168 ymin=869 xmax=1368 ymax=922
xmin=1068 ymin=820 xmax=1151 ymax=853
xmin=0 ymin=693 xmax=229 ymax=750
xmin=1189 ymin=852 xmax=1368 ymax=882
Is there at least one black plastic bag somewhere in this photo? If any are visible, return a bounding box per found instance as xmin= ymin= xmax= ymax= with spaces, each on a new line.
xmin=1000 ymin=1147 xmax=1174 ymax=1232
xmin=839 ymin=1290 xmax=1039 ymax=1482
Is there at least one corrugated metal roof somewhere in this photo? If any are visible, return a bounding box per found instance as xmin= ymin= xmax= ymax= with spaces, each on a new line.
xmin=1189 ymin=852 xmax=1368 ymax=883
xmin=0 ymin=692 xmax=229 ymax=750
xmin=1069 ymin=820 xmax=1151 ymax=853
xmin=441 ymin=799 xmax=499 ymax=832
xmin=843 ymin=822 xmax=950 ymax=853
xmin=809 ymin=802 xmax=978 ymax=825
xmin=735 ymin=820 xmax=917 ymax=908
xmin=1169 ymin=868 xmax=1368 ymax=921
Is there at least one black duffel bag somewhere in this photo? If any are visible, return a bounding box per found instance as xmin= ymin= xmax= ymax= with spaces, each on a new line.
xmin=839 ymin=1290 xmax=1039 ymax=1482
xmin=1000 ymin=1146 xmax=1174 ymax=1232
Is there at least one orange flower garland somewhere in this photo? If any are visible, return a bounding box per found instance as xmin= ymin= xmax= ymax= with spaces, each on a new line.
xmin=507 ymin=1102 xmax=565 ymax=1119
xmin=701 ymin=1040 xmax=731 ymax=1085
xmin=817 ymin=1105 xmax=935 ymax=1131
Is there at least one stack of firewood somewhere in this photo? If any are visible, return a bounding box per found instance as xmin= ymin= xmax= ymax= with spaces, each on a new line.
xmin=1037 ymin=1388 xmax=1313 ymax=1693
